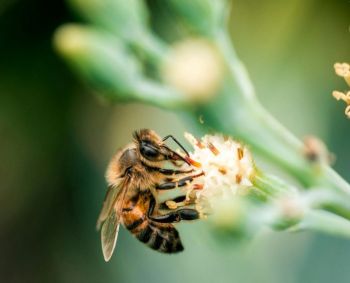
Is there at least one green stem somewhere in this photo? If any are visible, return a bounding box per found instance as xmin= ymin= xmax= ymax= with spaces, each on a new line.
xmin=131 ymin=32 xmax=169 ymax=65
xmin=252 ymin=173 xmax=350 ymax=223
xmin=214 ymin=30 xmax=256 ymax=101
xmin=206 ymin=30 xmax=350 ymax=195
xmin=195 ymin=85 xmax=315 ymax=186
xmin=133 ymin=80 xmax=188 ymax=108
xmin=253 ymin=171 xmax=297 ymax=197
xmin=303 ymin=189 xmax=350 ymax=220
xmin=292 ymin=209 xmax=350 ymax=238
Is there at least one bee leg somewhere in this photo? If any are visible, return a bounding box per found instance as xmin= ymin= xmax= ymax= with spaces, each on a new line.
xmin=157 ymin=168 xmax=194 ymax=176
xmin=150 ymin=209 xmax=200 ymax=223
xmin=156 ymin=172 xmax=204 ymax=191
xmin=156 ymin=177 xmax=191 ymax=190
xmin=148 ymin=198 xmax=200 ymax=223
xmin=158 ymin=195 xmax=187 ymax=210
xmin=166 ymin=195 xmax=187 ymax=203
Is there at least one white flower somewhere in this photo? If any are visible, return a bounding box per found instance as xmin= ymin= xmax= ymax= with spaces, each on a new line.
xmin=162 ymin=38 xmax=224 ymax=102
xmin=184 ymin=133 xmax=255 ymax=209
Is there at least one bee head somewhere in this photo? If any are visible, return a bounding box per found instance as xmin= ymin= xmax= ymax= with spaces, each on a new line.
xmin=133 ymin=129 xmax=190 ymax=165
xmin=133 ymin=129 xmax=165 ymax=162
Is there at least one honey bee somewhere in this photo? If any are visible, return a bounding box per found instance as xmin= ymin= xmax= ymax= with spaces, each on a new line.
xmin=96 ymin=129 xmax=203 ymax=261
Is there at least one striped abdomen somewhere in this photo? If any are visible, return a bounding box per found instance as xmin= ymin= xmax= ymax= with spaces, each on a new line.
xmin=122 ymin=195 xmax=183 ymax=253
xmin=132 ymin=220 xmax=183 ymax=253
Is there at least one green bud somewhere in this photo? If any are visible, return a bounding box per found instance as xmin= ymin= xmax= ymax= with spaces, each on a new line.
xmin=167 ymin=0 xmax=228 ymax=36
xmin=68 ymin=0 xmax=148 ymax=40
xmin=294 ymin=209 xmax=350 ymax=238
xmin=54 ymin=24 xmax=143 ymax=98
xmin=208 ymin=197 xmax=261 ymax=241
xmin=265 ymin=195 xmax=305 ymax=231
xmin=68 ymin=0 xmax=168 ymax=65
xmin=54 ymin=24 xmax=188 ymax=107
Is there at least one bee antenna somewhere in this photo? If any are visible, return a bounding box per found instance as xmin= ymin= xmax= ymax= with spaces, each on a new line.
xmin=133 ymin=130 xmax=141 ymax=142
xmin=162 ymin=135 xmax=190 ymax=156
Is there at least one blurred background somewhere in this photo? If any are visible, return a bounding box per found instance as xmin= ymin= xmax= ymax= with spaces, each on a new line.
xmin=0 ymin=0 xmax=349 ymax=282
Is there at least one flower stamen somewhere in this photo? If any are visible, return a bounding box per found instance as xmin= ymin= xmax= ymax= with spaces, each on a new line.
xmin=218 ymin=166 xmax=227 ymax=175
xmin=235 ymin=174 xmax=242 ymax=184
xmin=196 ymin=139 xmax=205 ymax=149
xmin=334 ymin=63 xmax=350 ymax=86
xmin=193 ymin=183 xmax=204 ymax=190
xmin=183 ymin=133 xmax=255 ymax=210
xmin=208 ymin=142 xmax=220 ymax=155
xmin=237 ymin=147 xmax=244 ymax=160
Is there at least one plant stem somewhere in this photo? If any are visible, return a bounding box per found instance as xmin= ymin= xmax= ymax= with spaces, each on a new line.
xmin=133 ymin=80 xmax=187 ymax=108
xmin=132 ymin=32 xmax=169 ymax=65
xmin=293 ymin=209 xmax=350 ymax=238
xmin=253 ymin=171 xmax=297 ymax=197
xmin=205 ymin=30 xmax=350 ymax=195
xmin=303 ymin=189 xmax=350 ymax=220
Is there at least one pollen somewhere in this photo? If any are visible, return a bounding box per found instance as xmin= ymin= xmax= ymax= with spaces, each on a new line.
xmin=196 ymin=140 xmax=205 ymax=149
xmin=218 ymin=166 xmax=227 ymax=175
xmin=166 ymin=200 xmax=178 ymax=210
xmin=208 ymin=142 xmax=220 ymax=155
xmin=184 ymin=132 xmax=205 ymax=149
xmin=237 ymin=147 xmax=244 ymax=160
xmin=235 ymin=174 xmax=242 ymax=184
xmin=184 ymin=132 xmax=255 ymax=205
xmin=193 ymin=183 xmax=204 ymax=190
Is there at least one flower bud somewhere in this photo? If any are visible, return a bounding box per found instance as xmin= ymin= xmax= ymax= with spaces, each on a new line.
xmin=68 ymin=0 xmax=148 ymax=40
xmin=208 ymin=197 xmax=251 ymax=240
xmin=162 ymin=39 xmax=224 ymax=102
xmin=54 ymin=24 xmax=143 ymax=96
xmin=271 ymin=194 xmax=304 ymax=230
xmin=167 ymin=0 xmax=228 ymax=36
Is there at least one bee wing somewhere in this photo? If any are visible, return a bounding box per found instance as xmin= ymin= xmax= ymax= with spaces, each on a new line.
xmin=101 ymin=210 xmax=120 ymax=262
xmin=98 ymin=179 xmax=130 ymax=261
xmin=96 ymin=184 xmax=122 ymax=230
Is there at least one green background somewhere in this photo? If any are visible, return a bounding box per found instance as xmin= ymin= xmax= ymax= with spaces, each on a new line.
xmin=0 ymin=0 xmax=349 ymax=282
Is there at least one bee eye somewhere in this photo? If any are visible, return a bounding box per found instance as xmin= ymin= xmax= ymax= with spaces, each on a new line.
xmin=140 ymin=142 xmax=159 ymax=160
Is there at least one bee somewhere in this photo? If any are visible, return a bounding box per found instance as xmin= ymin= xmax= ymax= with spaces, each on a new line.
xmin=96 ymin=129 xmax=203 ymax=261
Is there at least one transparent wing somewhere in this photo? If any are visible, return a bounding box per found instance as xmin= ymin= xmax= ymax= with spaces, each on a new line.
xmin=98 ymin=179 xmax=130 ymax=261
xmin=101 ymin=210 xmax=120 ymax=262
xmin=96 ymin=184 xmax=122 ymax=230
